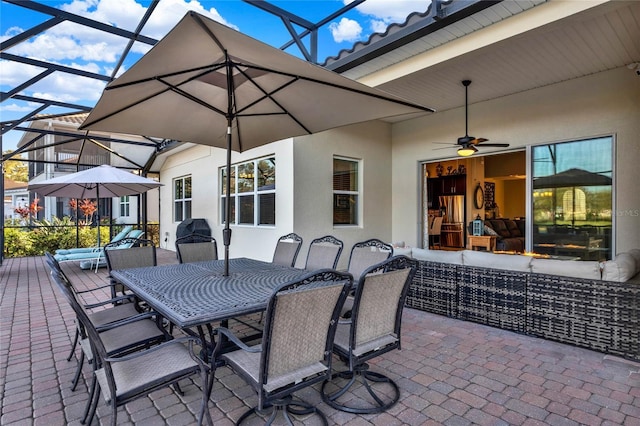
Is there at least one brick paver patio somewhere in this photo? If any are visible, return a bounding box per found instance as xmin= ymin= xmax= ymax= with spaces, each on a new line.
xmin=1 ymin=251 xmax=638 ymax=425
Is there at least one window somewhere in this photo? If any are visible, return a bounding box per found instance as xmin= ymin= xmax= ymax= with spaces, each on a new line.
xmin=221 ymin=157 xmax=275 ymax=226
xmin=333 ymin=157 xmax=359 ymax=225
xmin=174 ymin=176 xmax=192 ymax=222
xmin=531 ymin=137 xmax=613 ymax=260
xmin=120 ymin=196 xmax=130 ymax=217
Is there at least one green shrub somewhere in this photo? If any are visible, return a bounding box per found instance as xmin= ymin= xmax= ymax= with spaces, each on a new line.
xmin=4 ymin=217 xmax=112 ymax=257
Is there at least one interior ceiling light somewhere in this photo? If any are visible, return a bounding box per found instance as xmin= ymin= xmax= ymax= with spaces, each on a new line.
xmin=457 ymin=145 xmax=477 ymax=157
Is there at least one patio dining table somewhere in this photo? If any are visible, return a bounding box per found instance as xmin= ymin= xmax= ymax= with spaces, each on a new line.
xmin=110 ymin=257 xmax=308 ymax=330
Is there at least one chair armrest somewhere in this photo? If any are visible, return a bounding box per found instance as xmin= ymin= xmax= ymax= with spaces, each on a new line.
xmin=83 ymin=294 xmax=138 ymax=310
xmin=104 ymin=336 xmax=203 ymax=363
xmin=75 ymin=283 xmax=121 ymax=294
xmin=94 ymin=311 xmax=158 ymax=332
xmin=214 ymin=327 xmax=262 ymax=353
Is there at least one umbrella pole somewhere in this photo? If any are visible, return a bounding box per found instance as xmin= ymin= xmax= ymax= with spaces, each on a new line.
xmin=223 ymin=120 xmax=232 ymax=277
xmin=96 ymin=185 xmax=101 ymax=247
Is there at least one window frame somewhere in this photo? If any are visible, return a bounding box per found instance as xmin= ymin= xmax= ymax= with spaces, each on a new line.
xmin=120 ymin=195 xmax=130 ymax=217
xmin=528 ymin=135 xmax=614 ymax=258
xmin=173 ymin=175 xmax=192 ymax=223
xmin=333 ymin=156 xmax=361 ymax=227
xmin=220 ymin=156 xmax=276 ymax=227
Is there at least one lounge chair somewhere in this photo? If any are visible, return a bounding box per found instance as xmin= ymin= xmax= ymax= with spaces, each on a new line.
xmin=55 ymin=225 xmax=133 ymax=255
xmin=54 ymin=229 xmax=144 ymax=271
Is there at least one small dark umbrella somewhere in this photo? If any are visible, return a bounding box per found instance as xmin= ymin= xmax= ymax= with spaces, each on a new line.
xmin=533 ymin=167 xmax=612 ymax=226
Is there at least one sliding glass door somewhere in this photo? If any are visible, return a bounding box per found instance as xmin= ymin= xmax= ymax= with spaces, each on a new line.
xmin=531 ymin=137 xmax=613 ymax=260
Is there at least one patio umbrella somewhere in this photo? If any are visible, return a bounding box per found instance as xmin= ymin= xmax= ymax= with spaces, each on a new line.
xmin=79 ymin=11 xmax=434 ymax=275
xmin=28 ymin=165 xmax=162 ymax=246
xmin=533 ymin=167 xmax=612 ymax=226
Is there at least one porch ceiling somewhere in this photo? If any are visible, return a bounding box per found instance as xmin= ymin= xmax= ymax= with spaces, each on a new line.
xmin=351 ymin=1 xmax=640 ymax=115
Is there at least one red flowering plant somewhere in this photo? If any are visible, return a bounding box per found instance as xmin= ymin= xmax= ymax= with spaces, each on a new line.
xmin=68 ymin=198 xmax=97 ymax=224
xmin=13 ymin=197 xmax=43 ymax=220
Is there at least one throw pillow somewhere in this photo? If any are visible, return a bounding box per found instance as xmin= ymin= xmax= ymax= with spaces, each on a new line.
xmin=484 ymin=225 xmax=500 ymax=237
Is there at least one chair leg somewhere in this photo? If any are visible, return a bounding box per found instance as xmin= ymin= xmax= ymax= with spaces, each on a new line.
xmin=237 ymin=396 xmax=328 ymax=426
xmin=321 ymin=363 xmax=400 ymax=414
xmin=71 ymin=350 xmax=85 ymax=391
xmin=82 ymin=376 xmax=100 ymax=425
xmin=67 ymin=328 xmax=80 ymax=361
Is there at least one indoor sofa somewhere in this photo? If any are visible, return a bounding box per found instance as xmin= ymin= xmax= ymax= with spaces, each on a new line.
xmin=482 ymin=218 xmax=526 ymax=252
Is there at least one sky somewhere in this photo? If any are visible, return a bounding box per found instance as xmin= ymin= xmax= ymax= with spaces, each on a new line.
xmin=1 ymin=0 xmax=431 ymax=151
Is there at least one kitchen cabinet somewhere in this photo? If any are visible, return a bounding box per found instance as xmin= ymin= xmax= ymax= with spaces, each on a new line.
xmin=439 ymin=175 xmax=466 ymax=195
xmin=428 ymin=175 xmax=466 ymax=208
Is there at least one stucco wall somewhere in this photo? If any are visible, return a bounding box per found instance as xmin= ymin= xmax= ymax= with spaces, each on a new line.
xmin=292 ymin=121 xmax=393 ymax=270
xmin=159 ymin=140 xmax=296 ymax=261
xmin=392 ymin=67 xmax=640 ymax=253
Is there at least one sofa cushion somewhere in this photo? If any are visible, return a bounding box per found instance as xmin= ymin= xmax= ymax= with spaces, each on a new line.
xmin=462 ymin=250 xmax=532 ymax=272
xmin=602 ymin=253 xmax=638 ymax=282
xmin=393 ymin=247 xmax=412 ymax=257
xmin=628 ymin=249 xmax=640 ymax=273
xmin=489 ymin=220 xmax=511 ymax=238
xmin=531 ymin=258 xmax=601 ymax=280
xmin=484 ymin=225 xmax=500 ymax=238
xmin=412 ymin=248 xmax=463 ymax=265
xmin=504 ymin=220 xmax=522 ymax=237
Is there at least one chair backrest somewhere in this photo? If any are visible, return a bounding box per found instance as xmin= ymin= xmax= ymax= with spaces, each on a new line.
xmin=272 ymin=233 xmax=303 ymax=267
xmin=260 ymin=270 xmax=352 ymax=401
xmin=348 ymin=256 xmax=417 ymax=361
xmin=125 ymin=229 xmax=144 ymax=240
xmin=45 ymin=251 xmax=73 ymax=289
xmin=176 ymin=234 xmax=218 ymax=263
xmin=431 ymin=216 xmax=443 ymax=235
xmin=49 ymin=268 xmax=118 ymax=389
xmin=109 ymin=225 xmax=134 ymax=244
xmin=347 ymin=239 xmax=393 ymax=280
xmin=105 ymin=238 xmax=156 ymax=272
xmin=304 ymin=235 xmax=344 ymax=270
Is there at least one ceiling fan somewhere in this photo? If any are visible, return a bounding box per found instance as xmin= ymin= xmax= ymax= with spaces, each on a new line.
xmin=453 ymin=80 xmax=509 ymax=157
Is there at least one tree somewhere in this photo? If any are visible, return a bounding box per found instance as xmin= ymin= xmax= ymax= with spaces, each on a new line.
xmin=3 ymin=150 xmax=28 ymax=182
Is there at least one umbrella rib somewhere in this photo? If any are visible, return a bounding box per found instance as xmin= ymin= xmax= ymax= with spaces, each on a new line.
xmin=81 ymin=86 xmax=175 ymax=129
xmin=105 ymin=63 xmax=226 ymax=90
xmin=237 ymin=62 xmax=436 ymax=113
xmin=157 ymin=77 xmax=227 ymax=116
xmin=232 ymin=64 xmax=312 ymax=134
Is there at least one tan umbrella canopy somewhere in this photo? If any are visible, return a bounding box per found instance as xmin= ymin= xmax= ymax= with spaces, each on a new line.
xmin=80 ymin=11 xmax=434 ymax=275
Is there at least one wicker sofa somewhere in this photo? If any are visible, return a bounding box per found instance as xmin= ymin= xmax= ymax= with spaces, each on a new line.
xmin=395 ymin=247 xmax=640 ymax=361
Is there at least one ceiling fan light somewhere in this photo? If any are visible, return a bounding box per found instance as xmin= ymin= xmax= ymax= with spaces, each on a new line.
xmin=458 ymin=145 xmax=477 ymax=157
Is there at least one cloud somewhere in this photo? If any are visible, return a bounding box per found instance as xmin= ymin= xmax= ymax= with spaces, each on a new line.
xmin=1 ymin=0 xmax=239 ymax=106
xmin=2 ymin=0 xmax=239 ymax=64
xmin=344 ymin=0 xmax=427 ymax=23
xmin=2 ymin=103 xmax=35 ymax=113
xmin=370 ymin=20 xmax=389 ymax=34
xmin=329 ymin=18 xmax=363 ymax=43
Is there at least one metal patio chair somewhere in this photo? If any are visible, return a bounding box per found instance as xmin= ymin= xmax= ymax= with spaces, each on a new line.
xmin=105 ymin=238 xmax=156 ymax=298
xmin=346 ymin=238 xmax=393 ymax=281
xmin=176 ymin=234 xmax=218 ymax=263
xmin=214 ymin=269 xmax=352 ymax=425
xmin=50 ymin=270 xmax=212 ymax=426
xmin=271 ymin=233 xmax=303 ymax=267
xmin=304 ymin=235 xmax=344 ymax=270
xmin=321 ymin=255 xmax=417 ymax=414
xmin=44 ymin=252 xmax=147 ymax=389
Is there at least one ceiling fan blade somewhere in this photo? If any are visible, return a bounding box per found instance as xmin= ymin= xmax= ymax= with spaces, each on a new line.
xmin=470 ymin=137 xmax=489 ymax=145
xmin=433 ymin=145 xmax=457 ymax=150
xmin=478 ymin=143 xmax=510 ymax=147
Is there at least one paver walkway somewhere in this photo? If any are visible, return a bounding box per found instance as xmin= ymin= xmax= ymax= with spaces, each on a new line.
xmin=1 ymin=252 xmax=638 ymax=425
